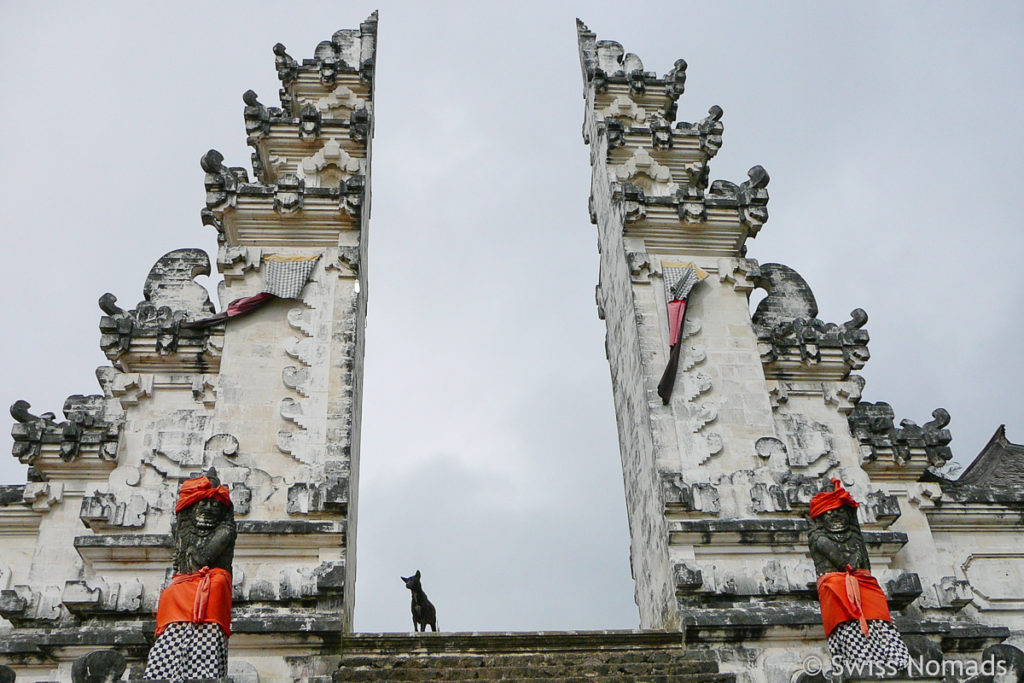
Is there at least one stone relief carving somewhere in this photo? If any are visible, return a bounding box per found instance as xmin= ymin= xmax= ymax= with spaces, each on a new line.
xmin=217 ymin=245 xmax=264 ymax=283
xmin=142 ymin=416 xmax=239 ymax=479
xmin=626 ymin=251 xmax=656 ymax=283
xmin=71 ymin=649 xmax=126 ymax=683
xmin=750 ymin=264 xmax=869 ymax=374
xmin=23 ymin=481 xmax=64 ymax=512
xmin=299 ymin=103 xmax=322 ymax=139
xmin=274 ymin=173 xmax=305 ymax=213
xmin=306 ymin=19 xmax=376 ymax=88
xmin=776 ymin=413 xmax=834 ymax=468
xmin=277 ymin=259 xmax=329 ymax=467
xmin=612 ymin=147 xmax=677 ymax=196
xmin=298 ymin=137 xmax=363 ymax=188
xmin=304 ymin=84 xmax=368 ymax=118
xmin=0 ymin=584 xmax=63 ymax=624
xmin=661 ymin=473 xmax=720 ymax=514
xmin=109 ymin=373 xmax=154 ymax=407
xmin=79 ymin=491 xmax=149 ymax=530
xmin=767 ymin=377 xmax=865 ymax=413
xmin=62 ymin=577 xmax=144 ymax=615
xmin=599 ymin=94 xmax=647 ymax=126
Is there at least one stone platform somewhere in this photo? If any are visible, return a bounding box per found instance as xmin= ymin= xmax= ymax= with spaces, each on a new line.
xmin=331 ymin=630 xmax=733 ymax=682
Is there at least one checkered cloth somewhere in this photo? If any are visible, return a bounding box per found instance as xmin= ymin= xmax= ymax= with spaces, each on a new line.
xmin=665 ymin=266 xmax=699 ymax=301
xmin=143 ymin=622 xmax=228 ymax=681
xmin=262 ymin=256 xmax=319 ymax=299
xmin=828 ymin=619 xmax=910 ymax=672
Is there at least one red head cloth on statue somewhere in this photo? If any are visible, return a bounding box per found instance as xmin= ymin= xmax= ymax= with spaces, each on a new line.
xmin=809 ymin=478 xmax=859 ymax=519
xmin=175 ymin=475 xmax=232 ymax=513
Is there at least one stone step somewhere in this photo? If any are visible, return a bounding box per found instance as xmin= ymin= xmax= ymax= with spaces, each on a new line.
xmin=342 ymin=653 xmax=711 ymax=669
xmin=334 ymin=631 xmax=729 ymax=682
xmin=336 ymin=664 xmax=722 ymax=681
xmin=335 ymin=673 xmax=735 ymax=683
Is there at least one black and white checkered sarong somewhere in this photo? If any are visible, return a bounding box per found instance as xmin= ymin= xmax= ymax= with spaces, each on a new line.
xmin=143 ymin=622 xmax=227 ymax=681
xmin=828 ymin=619 xmax=910 ymax=672
xmin=263 ymin=257 xmax=319 ymax=299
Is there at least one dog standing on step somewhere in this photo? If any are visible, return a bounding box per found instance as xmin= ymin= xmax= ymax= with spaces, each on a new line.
xmin=401 ymin=570 xmax=438 ymax=632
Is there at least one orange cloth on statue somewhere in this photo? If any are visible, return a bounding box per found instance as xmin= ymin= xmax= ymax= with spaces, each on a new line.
xmin=809 ymin=478 xmax=859 ymax=519
xmin=175 ymin=475 xmax=232 ymax=513
xmin=155 ymin=567 xmax=232 ymax=637
xmin=816 ymin=567 xmax=891 ymax=637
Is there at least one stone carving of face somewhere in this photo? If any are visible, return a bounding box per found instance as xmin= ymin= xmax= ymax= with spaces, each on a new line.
xmin=819 ymin=507 xmax=851 ymax=540
xmin=193 ymin=498 xmax=225 ymax=536
xmin=821 ymin=507 xmax=849 ymax=535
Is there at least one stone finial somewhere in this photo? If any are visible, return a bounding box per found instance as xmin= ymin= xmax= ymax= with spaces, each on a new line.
xmin=10 ymin=396 xmax=120 ymax=465
xmin=757 ymin=309 xmax=871 ymax=374
xmin=751 ymin=263 xmax=818 ymax=327
xmin=849 ymin=402 xmax=953 ymax=468
xmin=97 ymin=293 xmax=123 ymax=316
xmin=202 ymin=149 xmax=248 ymax=210
xmin=142 ymin=249 xmax=215 ymax=318
xmin=243 ymin=89 xmax=271 ymax=137
xmin=10 ymin=399 xmax=38 ymax=424
xmin=273 ymin=42 xmax=298 ymax=84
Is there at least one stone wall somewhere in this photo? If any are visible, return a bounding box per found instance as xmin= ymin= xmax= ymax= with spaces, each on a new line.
xmin=577 ymin=17 xmax=1024 ymax=680
xmin=0 ymin=14 xmax=377 ymax=681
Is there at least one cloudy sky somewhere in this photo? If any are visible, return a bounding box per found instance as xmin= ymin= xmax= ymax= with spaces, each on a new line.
xmin=1 ymin=2 xmax=1022 ymax=633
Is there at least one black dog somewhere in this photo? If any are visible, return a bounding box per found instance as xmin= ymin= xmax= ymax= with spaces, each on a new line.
xmin=401 ymin=570 xmax=437 ymax=632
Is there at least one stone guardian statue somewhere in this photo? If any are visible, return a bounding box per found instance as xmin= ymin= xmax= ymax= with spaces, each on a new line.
xmin=143 ymin=471 xmax=235 ymax=680
xmin=808 ymin=479 xmax=909 ymax=674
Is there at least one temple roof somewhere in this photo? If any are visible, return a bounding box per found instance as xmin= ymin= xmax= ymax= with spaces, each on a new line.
xmin=926 ymin=425 xmax=1024 ymax=503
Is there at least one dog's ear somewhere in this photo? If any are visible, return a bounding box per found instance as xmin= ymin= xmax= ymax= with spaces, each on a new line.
xmin=400 ymin=575 xmax=408 ymax=582
xmin=415 ymin=570 xmax=421 ymax=579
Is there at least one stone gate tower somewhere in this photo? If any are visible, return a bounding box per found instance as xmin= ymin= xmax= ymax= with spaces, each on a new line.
xmin=578 ymin=18 xmax=1024 ymax=678
xmin=0 ymin=15 xmax=376 ymax=680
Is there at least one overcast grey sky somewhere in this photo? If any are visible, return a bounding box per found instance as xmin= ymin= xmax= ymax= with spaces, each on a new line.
xmin=1 ymin=2 xmax=1022 ymax=633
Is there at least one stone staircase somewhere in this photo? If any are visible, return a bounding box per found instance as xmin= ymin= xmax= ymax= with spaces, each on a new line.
xmin=333 ymin=631 xmax=734 ymax=682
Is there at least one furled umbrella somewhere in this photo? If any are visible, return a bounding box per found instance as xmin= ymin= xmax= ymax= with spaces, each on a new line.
xmin=657 ymin=263 xmax=707 ymax=404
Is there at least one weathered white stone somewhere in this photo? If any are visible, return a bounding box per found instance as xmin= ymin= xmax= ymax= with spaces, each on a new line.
xmin=0 ymin=16 xmax=377 ymax=678
xmin=578 ymin=18 xmax=1024 ymax=679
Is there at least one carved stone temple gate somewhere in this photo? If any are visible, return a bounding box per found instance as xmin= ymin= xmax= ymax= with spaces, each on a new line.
xmin=2 ymin=14 xmax=1024 ymax=683
xmin=576 ymin=16 xmax=1024 ymax=679
xmin=1 ymin=15 xmax=376 ymax=681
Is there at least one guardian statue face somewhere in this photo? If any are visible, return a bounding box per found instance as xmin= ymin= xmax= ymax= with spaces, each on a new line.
xmin=171 ymin=472 xmax=236 ymax=575
xmin=192 ymin=498 xmax=227 ymax=536
xmin=821 ymin=507 xmax=850 ymax=536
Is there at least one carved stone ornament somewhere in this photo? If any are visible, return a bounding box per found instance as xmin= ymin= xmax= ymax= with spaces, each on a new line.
xmin=849 ymin=402 xmax=952 ymax=469
xmin=10 ymin=397 xmax=121 ymax=465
